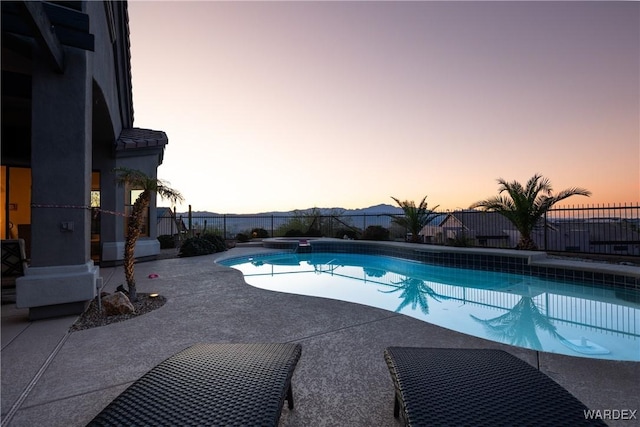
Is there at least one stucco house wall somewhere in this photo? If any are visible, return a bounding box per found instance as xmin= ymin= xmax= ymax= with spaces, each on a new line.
xmin=2 ymin=1 xmax=168 ymax=319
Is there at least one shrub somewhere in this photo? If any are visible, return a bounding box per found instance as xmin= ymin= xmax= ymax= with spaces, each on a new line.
xmin=448 ymin=232 xmax=474 ymax=247
xmin=157 ymin=234 xmax=176 ymax=249
xmin=201 ymin=233 xmax=227 ymax=252
xmin=361 ymin=225 xmax=390 ymax=241
xmin=236 ymin=233 xmax=250 ymax=243
xmin=178 ymin=236 xmax=216 ymax=257
xmin=284 ymin=229 xmax=304 ymax=237
xmin=334 ymin=228 xmax=359 ymax=239
xmin=251 ymin=228 xmax=269 ymax=238
xmin=304 ymin=228 xmax=322 ymax=237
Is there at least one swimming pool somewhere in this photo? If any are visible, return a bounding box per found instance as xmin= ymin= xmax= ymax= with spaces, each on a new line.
xmin=220 ymin=251 xmax=640 ymax=361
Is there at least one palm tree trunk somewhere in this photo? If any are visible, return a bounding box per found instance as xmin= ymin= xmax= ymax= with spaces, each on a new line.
xmin=123 ymin=231 xmax=138 ymax=301
xmin=517 ymin=235 xmax=538 ymax=250
xmin=124 ymin=191 xmax=150 ymax=302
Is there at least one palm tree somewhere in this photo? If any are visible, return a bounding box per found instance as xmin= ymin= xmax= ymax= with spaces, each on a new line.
xmin=390 ymin=196 xmax=440 ymax=243
xmin=115 ymin=167 xmax=183 ymax=302
xmin=469 ymin=174 xmax=590 ymax=250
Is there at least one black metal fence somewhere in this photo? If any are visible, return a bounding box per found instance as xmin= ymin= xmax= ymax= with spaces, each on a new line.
xmin=157 ymin=203 xmax=640 ymax=257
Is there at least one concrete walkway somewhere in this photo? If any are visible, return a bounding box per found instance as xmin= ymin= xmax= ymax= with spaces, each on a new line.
xmin=2 ymin=247 xmax=638 ymax=426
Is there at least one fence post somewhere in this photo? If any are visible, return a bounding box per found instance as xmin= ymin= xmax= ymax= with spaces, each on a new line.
xmin=188 ymin=205 xmax=193 ymax=238
xmin=171 ymin=207 xmax=175 ymax=237
xmin=543 ymin=211 xmax=548 ymax=251
xmin=223 ymin=214 xmax=227 ymax=239
xmin=271 ymin=215 xmax=274 ymax=238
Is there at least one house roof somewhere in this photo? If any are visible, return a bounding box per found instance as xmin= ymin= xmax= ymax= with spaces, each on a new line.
xmin=451 ymin=210 xmax=517 ymax=237
xmin=428 ymin=213 xmax=450 ymax=227
xmin=157 ymin=207 xmax=172 ymax=220
xmin=157 ymin=207 xmax=186 ymax=230
xmin=116 ymin=127 xmax=168 ymax=151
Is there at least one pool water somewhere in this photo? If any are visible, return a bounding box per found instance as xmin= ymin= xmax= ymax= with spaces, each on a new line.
xmin=220 ymin=252 xmax=640 ymax=361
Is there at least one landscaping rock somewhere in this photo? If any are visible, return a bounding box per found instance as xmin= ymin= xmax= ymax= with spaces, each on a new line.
xmin=102 ymin=292 xmax=135 ymax=316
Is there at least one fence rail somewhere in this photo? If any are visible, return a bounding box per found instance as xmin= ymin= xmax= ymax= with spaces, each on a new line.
xmin=157 ymin=203 xmax=640 ymax=257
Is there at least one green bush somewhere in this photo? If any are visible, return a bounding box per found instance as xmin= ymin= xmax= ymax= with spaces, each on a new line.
xmin=251 ymin=228 xmax=269 ymax=238
xmin=284 ymin=229 xmax=304 ymax=237
xmin=448 ymin=232 xmax=474 ymax=247
xmin=305 ymin=228 xmax=322 ymax=237
xmin=178 ymin=236 xmax=216 ymax=257
xmin=201 ymin=233 xmax=227 ymax=252
xmin=361 ymin=225 xmax=390 ymax=241
xmin=334 ymin=228 xmax=359 ymax=239
xmin=236 ymin=233 xmax=250 ymax=243
xmin=157 ymin=234 xmax=176 ymax=249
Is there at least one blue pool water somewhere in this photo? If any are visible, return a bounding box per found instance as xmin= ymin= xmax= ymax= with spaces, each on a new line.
xmin=220 ymin=252 xmax=640 ymax=361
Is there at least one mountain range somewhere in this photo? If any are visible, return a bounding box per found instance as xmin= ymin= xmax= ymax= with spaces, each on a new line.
xmin=172 ymin=204 xmax=405 ymax=235
xmin=178 ymin=203 xmax=404 ymax=217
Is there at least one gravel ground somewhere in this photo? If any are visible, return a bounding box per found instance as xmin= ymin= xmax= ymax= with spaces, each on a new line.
xmin=69 ymin=250 xmax=177 ymax=332
xmin=69 ymin=293 xmax=167 ymax=332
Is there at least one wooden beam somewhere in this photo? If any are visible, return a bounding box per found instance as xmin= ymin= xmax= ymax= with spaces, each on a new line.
xmin=20 ymin=1 xmax=65 ymax=73
xmin=3 ymin=2 xmax=95 ymax=52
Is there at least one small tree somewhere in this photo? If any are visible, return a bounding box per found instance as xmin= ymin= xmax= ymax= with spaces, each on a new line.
xmin=469 ymin=174 xmax=591 ymax=250
xmin=275 ymin=207 xmax=330 ymax=237
xmin=390 ymin=196 xmax=440 ymax=243
xmin=115 ymin=168 xmax=183 ymax=302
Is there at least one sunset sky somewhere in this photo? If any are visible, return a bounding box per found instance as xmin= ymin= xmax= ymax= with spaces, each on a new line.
xmin=127 ymin=1 xmax=639 ymax=214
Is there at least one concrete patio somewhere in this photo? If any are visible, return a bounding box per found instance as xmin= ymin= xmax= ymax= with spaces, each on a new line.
xmin=2 ymin=247 xmax=638 ymax=426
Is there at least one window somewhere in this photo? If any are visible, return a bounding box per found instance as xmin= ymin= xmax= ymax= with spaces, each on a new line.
xmin=1 ymin=166 xmax=31 ymax=241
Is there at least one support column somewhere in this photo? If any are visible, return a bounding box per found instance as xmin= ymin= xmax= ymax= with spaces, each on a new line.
xmin=16 ymin=46 xmax=98 ymax=320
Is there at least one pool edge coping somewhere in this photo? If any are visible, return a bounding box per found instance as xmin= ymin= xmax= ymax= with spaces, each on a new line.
xmin=222 ymin=239 xmax=640 ymax=290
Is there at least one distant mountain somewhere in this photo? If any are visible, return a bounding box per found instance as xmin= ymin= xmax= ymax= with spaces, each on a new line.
xmin=178 ymin=203 xmax=403 ymax=217
xmin=172 ymin=204 xmax=405 ymax=236
xmin=348 ymin=203 xmax=404 ymax=215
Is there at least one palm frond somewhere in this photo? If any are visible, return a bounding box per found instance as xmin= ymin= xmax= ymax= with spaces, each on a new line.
xmin=552 ymin=187 xmax=592 ymax=204
xmin=469 ymin=174 xmax=590 ymax=249
xmin=390 ymin=196 xmax=440 ymax=241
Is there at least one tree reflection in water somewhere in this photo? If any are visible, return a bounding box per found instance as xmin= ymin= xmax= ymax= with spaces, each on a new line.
xmin=363 ymin=267 xmax=386 ymax=278
xmin=379 ymin=276 xmax=450 ymax=315
xmin=470 ymin=296 xmax=561 ymax=350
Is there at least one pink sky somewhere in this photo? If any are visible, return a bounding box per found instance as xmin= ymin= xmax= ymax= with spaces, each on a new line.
xmin=128 ymin=1 xmax=639 ymax=213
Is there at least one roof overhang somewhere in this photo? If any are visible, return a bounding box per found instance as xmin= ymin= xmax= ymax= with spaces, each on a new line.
xmin=115 ymin=127 xmax=168 ymax=164
xmin=2 ymin=1 xmax=95 ymax=54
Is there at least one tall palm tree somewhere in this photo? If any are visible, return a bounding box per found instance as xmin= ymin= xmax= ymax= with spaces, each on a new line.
xmin=115 ymin=167 xmax=183 ymax=302
xmin=469 ymin=174 xmax=590 ymax=250
xmin=390 ymin=196 xmax=440 ymax=243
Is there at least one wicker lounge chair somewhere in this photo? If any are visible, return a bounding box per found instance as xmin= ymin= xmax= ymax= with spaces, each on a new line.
xmin=383 ymin=347 xmax=607 ymax=426
xmin=1 ymin=239 xmax=28 ymax=304
xmin=88 ymin=343 xmax=302 ymax=426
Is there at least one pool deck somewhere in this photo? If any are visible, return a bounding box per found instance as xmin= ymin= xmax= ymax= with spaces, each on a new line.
xmin=2 ymin=247 xmax=639 ymax=426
